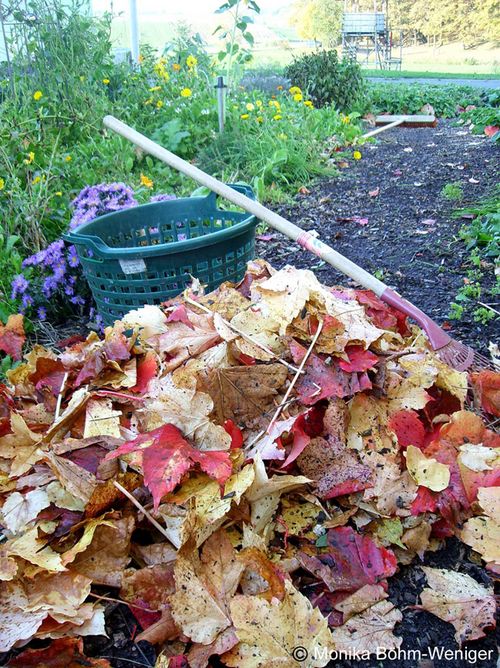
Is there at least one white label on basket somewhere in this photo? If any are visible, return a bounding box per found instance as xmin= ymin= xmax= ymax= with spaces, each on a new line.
xmin=119 ymin=258 xmax=147 ymax=275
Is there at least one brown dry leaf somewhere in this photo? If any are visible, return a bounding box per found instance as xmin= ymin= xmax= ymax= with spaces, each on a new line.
xmin=223 ymin=580 xmax=334 ymax=668
xmin=45 ymin=451 xmax=97 ymax=505
xmin=132 ymin=542 xmax=177 ymax=566
xmin=199 ymin=284 xmax=251 ymax=320
xmin=24 ymin=571 xmax=92 ymax=621
xmin=61 ymin=516 xmax=115 ymax=566
xmin=170 ymin=530 xmax=243 ymax=644
xmin=157 ymin=310 xmax=221 ymax=372
xmin=334 ymin=584 xmax=388 ymax=620
xmin=419 ymin=567 xmax=496 ymax=643
xmin=120 ymin=563 xmax=175 ymax=611
xmin=205 ymin=363 xmax=288 ymax=424
xmin=136 ymin=607 xmax=178 ymax=644
xmin=71 ymin=515 xmax=135 ymax=587
xmin=331 ymin=600 xmax=402 ymax=655
xmin=361 ymin=452 xmax=417 ymax=516
xmin=461 ymin=487 xmax=500 ymax=565
xmin=0 ymin=548 xmax=17 ymax=581
xmin=83 ymin=398 xmax=122 ymax=438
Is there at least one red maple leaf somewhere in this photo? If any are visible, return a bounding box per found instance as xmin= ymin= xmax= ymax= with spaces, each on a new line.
xmin=290 ymin=340 xmax=371 ymax=405
xmin=75 ymin=328 xmax=130 ymax=387
xmin=105 ymin=424 xmax=232 ymax=509
xmin=338 ymin=345 xmax=379 ymax=373
xmin=166 ymin=304 xmax=195 ymax=329
xmin=0 ymin=314 xmax=25 ymax=361
xmin=300 ymin=527 xmax=397 ymax=593
xmin=9 ymin=638 xmax=111 ymax=667
xmin=388 ymin=409 xmax=426 ymax=450
xmin=355 ymin=290 xmax=410 ymax=336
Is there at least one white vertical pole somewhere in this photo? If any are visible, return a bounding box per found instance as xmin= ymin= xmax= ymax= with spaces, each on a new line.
xmin=129 ymin=0 xmax=139 ymax=63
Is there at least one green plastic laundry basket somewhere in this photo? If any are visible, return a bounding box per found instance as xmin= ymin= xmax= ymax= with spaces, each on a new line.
xmin=63 ymin=184 xmax=257 ymax=325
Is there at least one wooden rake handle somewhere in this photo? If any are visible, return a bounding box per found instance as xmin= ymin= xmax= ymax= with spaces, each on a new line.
xmin=103 ymin=115 xmax=387 ymax=296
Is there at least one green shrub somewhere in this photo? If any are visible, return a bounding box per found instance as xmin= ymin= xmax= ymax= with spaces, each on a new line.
xmin=441 ymin=182 xmax=464 ymax=201
xmin=284 ymin=50 xmax=365 ymax=111
xmin=366 ymin=82 xmax=487 ymax=118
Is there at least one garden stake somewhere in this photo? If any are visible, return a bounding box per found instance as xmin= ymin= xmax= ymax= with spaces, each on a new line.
xmin=103 ymin=115 xmax=495 ymax=373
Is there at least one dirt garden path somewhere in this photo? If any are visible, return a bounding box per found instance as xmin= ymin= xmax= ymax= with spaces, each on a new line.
xmin=256 ymin=119 xmax=498 ymax=355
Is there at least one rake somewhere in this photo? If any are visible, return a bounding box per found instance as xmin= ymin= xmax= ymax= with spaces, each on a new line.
xmin=103 ymin=115 xmax=495 ymax=373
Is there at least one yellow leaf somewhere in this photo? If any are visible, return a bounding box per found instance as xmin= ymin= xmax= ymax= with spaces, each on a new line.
xmin=7 ymin=527 xmax=66 ymax=572
xmin=405 ymin=445 xmax=450 ymax=491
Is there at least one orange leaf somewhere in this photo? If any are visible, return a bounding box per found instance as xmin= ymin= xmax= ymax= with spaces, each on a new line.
xmin=8 ymin=637 xmax=111 ymax=667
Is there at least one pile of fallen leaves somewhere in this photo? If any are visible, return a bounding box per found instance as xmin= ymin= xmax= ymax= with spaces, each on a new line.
xmin=0 ymin=260 xmax=498 ymax=668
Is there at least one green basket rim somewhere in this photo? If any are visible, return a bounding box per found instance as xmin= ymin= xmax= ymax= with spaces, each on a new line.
xmin=63 ymin=194 xmax=256 ymax=259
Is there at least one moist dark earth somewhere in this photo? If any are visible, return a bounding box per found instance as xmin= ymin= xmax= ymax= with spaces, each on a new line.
xmin=5 ymin=120 xmax=499 ymax=668
xmin=256 ymin=119 xmax=499 ymax=355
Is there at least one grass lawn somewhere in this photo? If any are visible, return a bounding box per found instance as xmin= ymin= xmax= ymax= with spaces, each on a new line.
xmin=363 ymin=69 xmax=500 ymax=80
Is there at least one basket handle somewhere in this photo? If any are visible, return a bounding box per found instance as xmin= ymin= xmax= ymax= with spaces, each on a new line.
xmin=206 ymin=183 xmax=255 ymax=212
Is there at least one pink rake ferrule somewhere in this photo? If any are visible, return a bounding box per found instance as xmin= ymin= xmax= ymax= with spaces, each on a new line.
xmin=381 ymin=287 xmax=452 ymax=351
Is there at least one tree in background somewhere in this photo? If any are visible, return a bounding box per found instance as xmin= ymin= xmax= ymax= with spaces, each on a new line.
xmin=290 ymin=0 xmax=343 ymax=46
xmin=289 ymin=0 xmax=500 ymax=49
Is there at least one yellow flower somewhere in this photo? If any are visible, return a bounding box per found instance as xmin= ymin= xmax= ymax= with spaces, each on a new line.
xmin=269 ymin=100 xmax=280 ymax=109
xmin=172 ymin=63 xmax=181 ymax=72
xmin=341 ymin=114 xmax=350 ymax=124
xmin=246 ymin=102 xmax=255 ymax=112
xmin=32 ymin=175 xmax=41 ymax=184
xmin=353 ymin=150 xmax=362 ymax=161
xmin=304 ymin=100 xmax=314 ymax=108
xmin=79 ymin=75 xmax=85 ymax=82
xmin=241 ymin=113 xmax=250 ymax=120
xmin=277 ymin=85 xmax=283 ymax=91
xmin=186 ymin=54 xmax=198 ymax=69
xmin=256 ymin=115 xmax=263 ymax=123
xmin=0 ymin=178 xmax=4 ymax=190
xmin=102 ymin=78 xmax=110 ymax=85
xmin=180 ymin=88 xmax=192 ymax=98
xmin=278 ymin=132 xmax=288 ymax=140
xmin=293 ymin=92 xmax=303 ymax=102
xmin=256 ymin=99 xmax=263 ymax=108
xmin=156 ymin=100 xmax=164 ymax=109
xmin=65 ymin=155 xmax=72 ymax=162
xmin=55 ymin=191 xmax=62 ymax=196
xmin=289 ymin=86 xmax=301 ymax=95
xmin=273 ymin=114 xmax=282 ymax=121
xmin=138 ymin=54 xmax=144 ymax=64
xmin=149 ymin=85 xmax=161 ymax=91
xmin=140 ymin=174 xmax=154 ymax=188
xmin=24 ymin=151 xmax=35 ymax=165
xmin=144 ymin=97 xmax=153 ymax=105
xmin=33 ymin=90 xmax=43 ymax=101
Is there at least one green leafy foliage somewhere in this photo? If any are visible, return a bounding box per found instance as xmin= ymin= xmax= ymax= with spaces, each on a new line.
xmin=285 ymin=51 xmax=365 ymax=112
xmin=441 ymin=182 xmax=464 ymax=202
xmin=366 ymin=83 xmax=487 ymax=118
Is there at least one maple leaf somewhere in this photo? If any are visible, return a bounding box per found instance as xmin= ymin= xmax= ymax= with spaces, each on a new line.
xmin=418 ymin=567 xmax=496 ymax=644
xmin=0 ymin=488 xmax=50 ymax=534
xmin=0 ymin=581 xmax=47 ymax=652
xmin=461 ymin=487 xmax=500 ymax=566
xmin=157 ymin=310 xmax=221 ymax=372
xmin=122 ymin=304 xmax=168 ymax=338
xmin=8 ymin=637 xmax=111 ymax=667
xmin=331 ymin=600 xmax=402 ymax=655
xmin=300 ymin=527 xmax=397 ymax=593
xmin=129 ymin=350 xmax=158 ymax=393
xmin=355 ymin=290 xmax=410 ymax=335
xmin=405 ymin=445 xmax=451 ymax=492
xmin=105 ymin=424 xmax=232 ymax=509
xmin=70 ymin=515 xmax=135 ymax=587
xmin=204 ymin=363 xmax=288 ymax=424
xmin=223 ymin=579 xmax=334 ymax=668
xmin=0 ymin=314 xmax=25 ymax=361
xmin=170 ymin=530 xmax=244 ymax=644
xmin=338 ymin=345 xmax=378 ymax=372
xmin=74 ymin=325 xmax=131 ymax=387
xmin=388 ymin=409 xmax=426 ymax=450
xmin=290 ymin=340 xmax=371 ymax=405
xmin=470 ymin=370 xmax=500 ymax=417
xmin=0 ymin=412 xmax=44 ymax=477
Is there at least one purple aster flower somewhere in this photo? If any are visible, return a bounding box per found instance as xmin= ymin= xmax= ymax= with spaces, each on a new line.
xmin=150 ymin=193 xmax=176 ymax=203
xmin=37 ymin=306 xmax=47 ymax=321
xmin=67 ymin=245 xmax=80 ymax=268
xmin=64 ymin=285 xmax=74 ymax=296
xmin=70 ymin=182 xmax=138 ymax=230
xmin=11 ymin=274 xmax=30 ymax=299
xmin=70 ymin=295 xmax=85 ymax=306
xmin=21 ymin=294 xmax=34 ymax=310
